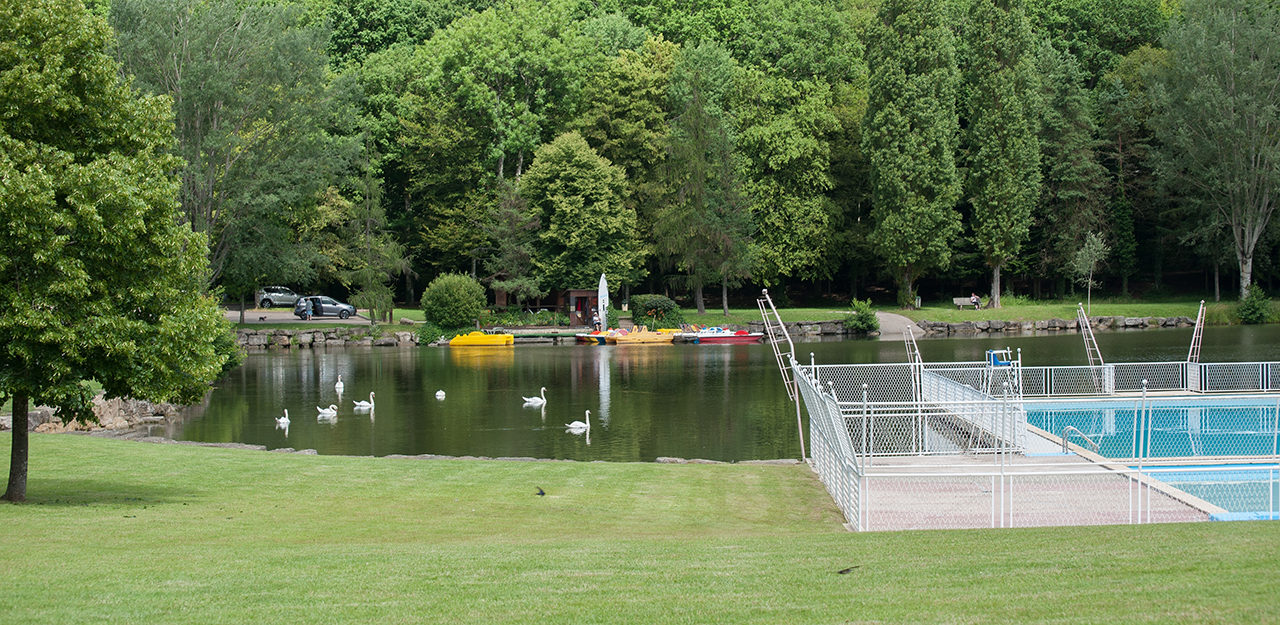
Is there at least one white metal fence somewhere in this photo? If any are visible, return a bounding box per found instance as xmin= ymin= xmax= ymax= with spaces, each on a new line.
xmin=858 ymin=463 xmax=1279 ymax=531
xmin=794 ymin=357 xmax=1280 ymax=531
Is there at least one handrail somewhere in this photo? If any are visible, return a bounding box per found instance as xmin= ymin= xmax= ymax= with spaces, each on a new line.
xmin=1061 ymin=426 xmax=1101 ymax=453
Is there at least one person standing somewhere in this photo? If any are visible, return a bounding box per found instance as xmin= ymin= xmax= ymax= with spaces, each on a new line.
xmin=304 ymin=297 xmax=314 ymax=321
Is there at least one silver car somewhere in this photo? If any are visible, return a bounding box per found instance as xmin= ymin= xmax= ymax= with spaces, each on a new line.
xmin=256 ymin=286 xmax=300 ymax=309
xmin=294 ymin=296 xmax=356 ymax=319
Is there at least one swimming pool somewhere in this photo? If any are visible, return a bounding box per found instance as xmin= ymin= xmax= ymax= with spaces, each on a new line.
xmin=1024 ymin=395 xmax=1280 ymax=460
xmin=1024 ymin=395 xmax=1280 ymax=515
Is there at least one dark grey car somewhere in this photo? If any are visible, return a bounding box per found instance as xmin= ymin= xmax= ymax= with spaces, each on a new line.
xmin=294 ymin=296 xmax=356 ymax=319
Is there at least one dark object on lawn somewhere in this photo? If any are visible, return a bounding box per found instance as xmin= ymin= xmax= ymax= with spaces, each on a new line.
xmin=258 ymin=316 xmax=266 ymax=321
xmin=837 ymin=566 xmax=861 ymax=574
xmin=536 ymin=487 xmax=545 ymax=496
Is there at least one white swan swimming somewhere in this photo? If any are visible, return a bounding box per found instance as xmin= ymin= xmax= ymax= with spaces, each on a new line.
xmin=353 ymin=391 xmax=375 ymax=410
xmin=317 ymin=404 xmax=338 ymax=418
xmin=522 ymin=387 xmax=547 ymax=407
xmin=435 ymin=390 xmax=446 ymax=400
xmin=335 ymin=375 xmax=344 ymax=396
xmin=275 ymin=409 xmax=290 ymax=426
xmin=565 ymin=409 xmax=590 ymax=434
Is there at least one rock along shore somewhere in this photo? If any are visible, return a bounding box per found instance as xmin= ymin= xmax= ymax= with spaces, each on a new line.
xmin=235 ymin=326 xmax=418 ymax=349
xmin=915 ymin=315 xmax=1196 ymax=336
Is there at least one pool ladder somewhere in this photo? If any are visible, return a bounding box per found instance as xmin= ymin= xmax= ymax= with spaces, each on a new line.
xmin=1061 ymin=426 xmax=1101 ymax=454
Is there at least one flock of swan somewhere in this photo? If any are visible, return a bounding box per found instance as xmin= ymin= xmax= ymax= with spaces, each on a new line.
xmin=274 ymin=376 xmax=591 ymax=437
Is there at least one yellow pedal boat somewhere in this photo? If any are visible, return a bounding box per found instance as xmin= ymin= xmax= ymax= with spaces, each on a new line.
xmin=449 ymin=331 xmax=514 ymax=346
xmin=611 ymin=330 xmax=674 ymax=344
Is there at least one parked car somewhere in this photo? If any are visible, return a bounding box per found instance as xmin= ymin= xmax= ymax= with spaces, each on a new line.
xmin=256 ymin=286 xmax=300 ymax=309
xmin=294 ymin=296 xmax=357 ymax=320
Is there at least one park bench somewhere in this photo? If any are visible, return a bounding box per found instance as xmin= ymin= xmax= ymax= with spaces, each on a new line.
xmin=952 ymin=297 xmax=980 ymax=310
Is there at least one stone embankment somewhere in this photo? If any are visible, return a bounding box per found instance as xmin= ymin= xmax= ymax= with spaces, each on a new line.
xmin=235 ymin=326 xmax=418 ymax=349
xmin=916 ymin=315 xmax=1196 ymax=336
xmin=746 ymin=320 xmax=864 ymax=336
xmin=0 ymin=394 xmax=179 ymax=433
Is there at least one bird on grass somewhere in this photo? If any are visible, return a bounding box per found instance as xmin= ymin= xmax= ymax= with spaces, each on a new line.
xmin=565 ymin=410 xmax=590 ymax=434
xmin=536 ymin=487 xmax=545 ymax=496
xmin=522 ymin=387 xmax=547 ymax=407
xmin=353 ymin=391 xmax=375 ymax=410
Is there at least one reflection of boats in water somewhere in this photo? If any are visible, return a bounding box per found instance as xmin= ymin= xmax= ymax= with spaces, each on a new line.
xmin=575 ymin=331 xmax=610 ymax=345
xmin=675 ymin=327 xmax=764 ymax=344
xmin=449 ymin=346 xmax=515 ymax=369
xmin=449 ymin=331 xmax=514 ymax=346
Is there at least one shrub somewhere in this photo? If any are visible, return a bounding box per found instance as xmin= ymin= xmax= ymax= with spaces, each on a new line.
xmin=420 ymin=273 xmax=485 ymax=328
xmin=1237 ymin=285 xmax=1273 ymax=324
xmin=845 ymin=298 xmax=880 ymax=334
xmin=629 ymin=294 xmax=685 ymax=329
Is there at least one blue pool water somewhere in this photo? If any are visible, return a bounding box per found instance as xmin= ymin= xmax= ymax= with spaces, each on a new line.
xmin=1025 ymin=396 xmax=1280 ymax=514
xmin=1025 ymin=396 xmax=1280 ymax=459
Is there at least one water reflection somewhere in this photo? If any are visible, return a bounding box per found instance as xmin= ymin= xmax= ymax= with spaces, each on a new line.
xmin=173 ymin=324 xmax=1280 ymax=461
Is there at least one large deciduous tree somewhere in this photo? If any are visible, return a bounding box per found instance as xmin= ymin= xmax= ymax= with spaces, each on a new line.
xmin=111 ymin=0 xmax=361 ymax=303
xmin=960 ymin=0 xmax=1041 ymax=308
xmin=863 ymin=0 xmax=963 ymax=308
xmin=520 ymin=133 xmax=646 ymax=291
xmin=1152 ymin=0 xmax=1280 ymax=300
xmin=0 ymin=0 xmax=235 ymax=501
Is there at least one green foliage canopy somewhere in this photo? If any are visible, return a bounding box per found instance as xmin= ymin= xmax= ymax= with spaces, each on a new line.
xmin=420 ymin=273 xmax=486 ymax=328
xmin=0 ymin=0 xmax=235 ymax=500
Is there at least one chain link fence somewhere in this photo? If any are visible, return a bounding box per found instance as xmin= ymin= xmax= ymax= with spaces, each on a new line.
xmin=793 ymin=357 xmax=1280 ymax=531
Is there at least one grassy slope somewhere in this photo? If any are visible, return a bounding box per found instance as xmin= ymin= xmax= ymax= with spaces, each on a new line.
xmin=708 ymin=300 xmax=1213 ymax=327
xmin=1 ymin=433 xmax=1276 ymax=624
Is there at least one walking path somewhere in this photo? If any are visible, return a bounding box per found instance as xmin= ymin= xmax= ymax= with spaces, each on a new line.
xmin=875 ymin=311 xmax=917 ymax=340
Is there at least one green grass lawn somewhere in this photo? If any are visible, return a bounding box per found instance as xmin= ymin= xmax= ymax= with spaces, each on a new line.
xmin=894 ymin=298 xmax=1210 ymax=324
xmin=1 ymin=433 xmax=1275 ymax=623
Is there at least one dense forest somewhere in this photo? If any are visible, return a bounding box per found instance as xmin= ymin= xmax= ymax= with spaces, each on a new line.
xmin=95 ymin=0 xmax=1280 ymax=312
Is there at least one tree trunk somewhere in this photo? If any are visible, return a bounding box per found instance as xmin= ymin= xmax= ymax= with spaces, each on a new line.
xmin=991 ymin=263 xmax=1002 ymax=309
xmin=2 ymin=393 xmax=29 ymax=502
xmin=239 ymin=292 xmax=246 ymax=324
xmin=722 ymin=282 xmax=729 ymax=316
xmin=1214 ymin=265 xmax=1220 ymax=302
xmin=897 ymin=267 xmax=915 ymax=309
xmin=694 ymin=284 xmax=705 ymax=315
xmin=1239 ymin=253 xmax=1253 ymax=300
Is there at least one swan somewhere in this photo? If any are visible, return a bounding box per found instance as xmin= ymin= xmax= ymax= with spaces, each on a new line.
xmin=275 ymin=409 xmax=290 ymax=426
xmin=353 ymin=392 xmax=375 ymax=409
xmin=335 ymin=375 xmax=344 ymax=396
xmin=522 ymin=387 xmax=547 ymax=407
xmin=435 ymin=390 xmax=445 ymax=400
xmin=317 ymin=404 xmax=338 ymax=418
xmin=565 ymin=409 xmax=590 ymax=434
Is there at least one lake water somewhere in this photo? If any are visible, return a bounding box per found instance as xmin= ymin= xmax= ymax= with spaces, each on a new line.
xmin=174 ymin=324 xmax=1280 ymax=461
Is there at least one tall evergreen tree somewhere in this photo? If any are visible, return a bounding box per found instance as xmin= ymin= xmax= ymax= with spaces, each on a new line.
xmin=863 ymin=0 xmax=963 ymax=308
xmin=658 ymin=50 xmax=754 ymax=314
xmin=1032 ymin=39 xmax=1109 ymax=296
xmin=960 ymin=0 xmax=1041 ymax=307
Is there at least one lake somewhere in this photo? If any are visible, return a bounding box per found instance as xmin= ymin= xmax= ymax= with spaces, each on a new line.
xmin=172 ymin=324 xmax=1280 ymax=461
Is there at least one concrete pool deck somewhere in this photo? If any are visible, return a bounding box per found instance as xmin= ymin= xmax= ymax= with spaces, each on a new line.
xmin=850 ymin=427 xmax=1222 ymax=531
